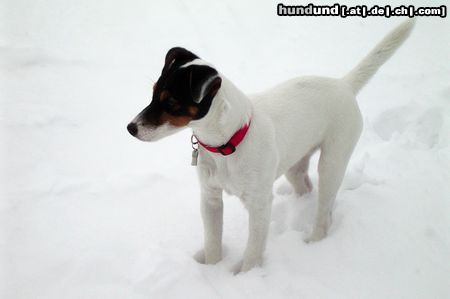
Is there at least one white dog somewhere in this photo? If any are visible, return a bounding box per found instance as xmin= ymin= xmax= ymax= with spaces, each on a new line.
xmin=127 ymin=19 xmax=415 ymax=273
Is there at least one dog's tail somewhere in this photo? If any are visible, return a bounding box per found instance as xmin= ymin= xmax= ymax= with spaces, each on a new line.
xmin=343 ymin=19 xmax=416 ymax=94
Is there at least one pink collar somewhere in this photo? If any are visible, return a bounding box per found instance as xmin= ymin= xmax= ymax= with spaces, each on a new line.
xmin=194 ymin=119 xmax=251 ymax=156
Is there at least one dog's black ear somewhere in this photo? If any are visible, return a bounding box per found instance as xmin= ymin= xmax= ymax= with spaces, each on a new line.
xmin=188 ymin=66 xmax=222 ymax=103
xmin=162 ymin=47 xmax=198 ymax=74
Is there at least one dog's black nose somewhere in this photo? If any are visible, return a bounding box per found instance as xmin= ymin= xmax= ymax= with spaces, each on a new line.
xmin=127 ymin=122 xmax=138 ymax=136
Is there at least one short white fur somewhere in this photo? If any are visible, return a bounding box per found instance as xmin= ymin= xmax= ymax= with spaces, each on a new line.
xmin=132 ymin=19 xmax=415 ymax=273
xmin=190 ymin=19 xmax=415 ymax=273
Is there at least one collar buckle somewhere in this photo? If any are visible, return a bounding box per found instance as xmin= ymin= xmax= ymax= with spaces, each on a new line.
xmin=218 ymin=143 xmax=236 ymax=156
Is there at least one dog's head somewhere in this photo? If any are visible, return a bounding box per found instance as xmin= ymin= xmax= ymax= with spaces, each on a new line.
xmin=127 ymin=47 xmax=222 ymax=141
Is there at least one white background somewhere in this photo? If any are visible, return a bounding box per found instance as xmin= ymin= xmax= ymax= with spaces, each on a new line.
xmin=1 ymin=0 xmax=449 ymax=298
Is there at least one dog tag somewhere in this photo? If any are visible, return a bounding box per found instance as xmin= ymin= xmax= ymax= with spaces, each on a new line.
xmin=191 ymin=149 xmax=199 ymax=166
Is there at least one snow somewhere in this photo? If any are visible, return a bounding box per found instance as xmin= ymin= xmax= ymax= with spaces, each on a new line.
xmin=1 ymin=0 xmax=449 ymax=298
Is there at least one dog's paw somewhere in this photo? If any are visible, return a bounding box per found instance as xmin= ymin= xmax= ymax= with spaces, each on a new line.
xmin=304 ymin=228 xmax=327 ymax=243
xmin=193 ymin=247 xmax=225 ymax=265
xmin=193 ymin=249 xmax=206 ymax=264
xmin=231 ymin=260 xmax=243 ymax=275
xmin=305 ymin=212 xmax=332 ymax=243
xmin=232 ymin=257 xmax=263 ymax=274
xmin=304 ymin=222 xmax=331 ymax=243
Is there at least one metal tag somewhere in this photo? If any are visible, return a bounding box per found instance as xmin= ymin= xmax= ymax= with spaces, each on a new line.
xmin=191 ymin=134 xmax=199 ymax=166
xmin=191 ymin=149 xmax=199 ymax=166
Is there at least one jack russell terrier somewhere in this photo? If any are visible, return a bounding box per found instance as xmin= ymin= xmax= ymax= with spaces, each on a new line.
xmin=127 ymin=19 xmax=415 ymax=273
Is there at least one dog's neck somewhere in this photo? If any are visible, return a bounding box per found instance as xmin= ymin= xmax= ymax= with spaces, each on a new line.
xmin=189 ymin=75 xmax=252 ymax=146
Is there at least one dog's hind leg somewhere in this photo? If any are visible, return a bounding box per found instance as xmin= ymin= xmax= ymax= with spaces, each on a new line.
xmin=305 ymin=128 xmax=360 ymax=242
xmin=285 ymin=152 xmax=314 ymax=196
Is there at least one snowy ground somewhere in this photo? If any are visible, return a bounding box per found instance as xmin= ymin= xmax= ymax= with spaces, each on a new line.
xmin=1 ymin=0 xmax=450 ymax=298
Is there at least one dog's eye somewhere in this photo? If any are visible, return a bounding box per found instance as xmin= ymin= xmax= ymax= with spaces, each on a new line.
xmin=167 ymin=97 xmax=177 ymax=106
xmin=165 ymin=97 xmax=181 ymax=111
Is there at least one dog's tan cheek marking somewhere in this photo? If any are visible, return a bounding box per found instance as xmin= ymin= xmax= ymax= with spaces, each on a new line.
xmin=160 ymin=112 xmax=192 ymax=127
xmin=159 ymin=90 xmax=170 ymax=102
xmin=188 ymin=106 xmax=199 ymax=117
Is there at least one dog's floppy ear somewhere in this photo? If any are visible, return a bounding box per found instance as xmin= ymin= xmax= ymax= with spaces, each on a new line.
xmin=188 ymin=66 xmax=222 ymax=103
xmin=162 ymin=47 xmax=198 ymax=74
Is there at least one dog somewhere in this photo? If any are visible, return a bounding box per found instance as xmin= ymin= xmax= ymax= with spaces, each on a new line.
xmin=127 ymin=19 xmax=415 ymax=273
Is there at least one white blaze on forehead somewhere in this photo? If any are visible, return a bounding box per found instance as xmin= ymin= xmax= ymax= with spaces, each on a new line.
xmin=180 ymin=58 xmax=212 ymax=69
xmin=167 ymin=58 xmax=176 ymax=69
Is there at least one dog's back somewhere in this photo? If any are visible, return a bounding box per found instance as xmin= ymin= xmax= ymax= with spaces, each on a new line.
xmin=253 ymin=76 xmax=360 ymax=175
xmin=252 ymin=19 xmax=416 ymax=176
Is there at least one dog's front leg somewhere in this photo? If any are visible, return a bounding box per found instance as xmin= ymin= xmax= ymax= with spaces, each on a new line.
xmin=195 ymin=185 xmax=223 ymax=264
xmin=238 ymin=193 xmax=272 ymax=273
